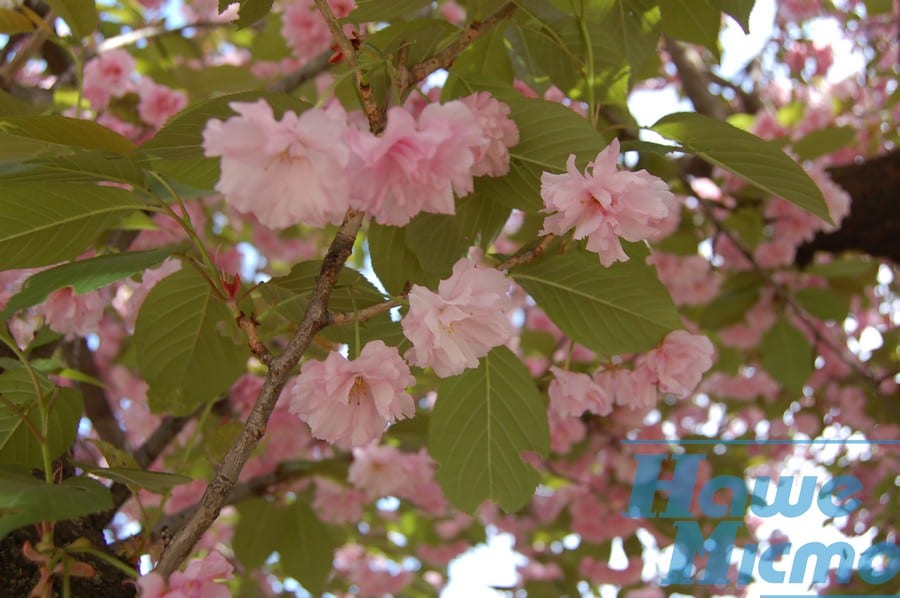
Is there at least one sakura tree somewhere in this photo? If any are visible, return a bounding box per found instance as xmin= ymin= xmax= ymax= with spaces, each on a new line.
xmin=0 ymin=0 xmax=897 ymax=596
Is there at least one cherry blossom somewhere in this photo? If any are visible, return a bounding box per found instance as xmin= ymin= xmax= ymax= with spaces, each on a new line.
xmin=289 ymin=340 xmax=415 ymax=447
xmin=202 ymin=99 xmax=350 ymax=229
xmin=137 ymin=550 xmax=233 ymax=597
xmin=639 ymin=330 xmax=715 ymax=397
xmin=548 ymin=366 xmax=612 ymax=416
xmin=38 ymin=286 xmax=106 ymax=337
xmin=459 ymin=91 xmax=520 ymax=177
xmin=82 ymin=49 xmax=136 ymax=110
xmin=402 ymin=252 xmax=515 ymax=377
xmin=540 ymin=139 xmax=675 ymax=266
xmin=137 ymin=80 xmax=188 ymax=128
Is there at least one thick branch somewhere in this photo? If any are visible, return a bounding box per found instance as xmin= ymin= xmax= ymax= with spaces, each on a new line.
xmin=797 ymin=150 xmax=900 ymax=266
xmin=664 ymin=37 xmax=728 ymax=120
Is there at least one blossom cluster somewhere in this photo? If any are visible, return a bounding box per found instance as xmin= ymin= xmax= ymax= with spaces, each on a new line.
xmin=290 ymin=251 xmax=514 ymax=447
xmin=201 ymin=92 xmax=519 ymax=229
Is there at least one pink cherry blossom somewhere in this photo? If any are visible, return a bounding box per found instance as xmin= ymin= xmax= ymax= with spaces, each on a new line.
xmin=137 ymin=80 xmax=188 ymax=128
xmin=38 ymin=286 xmax=106 ymax=337
xmin=202 ymin=99 xmax=350 ymax=229
xmin=639 ymin=330 xmax=715 ymax=397
xmin=459 ymin=92 xmax=519 ymax=177
xmin=349 ymin=102 xmax=482 ymax=225
xmin=281 ymin=0 xmax=331 ymax=60
xmin=288 ymin=340 xmax=415 ymax=447
xmin=548 ymin=366 xmax=612 ymax=417
xmin=438 ymin=0 xmax=466 ymax=25
xmin=540 ymin=139 xmax=674 ymax=266
xmin=313 ymin=477 xmax=367 ymax=523
xmin=648 ymin=252 xmax=720 ymax=306
xmin=348 ymin=443 xmax=409 ymax=498
xmin=137 ymin=550 xmax=233 ymax=597
xmin=402 ymin=252 xmax=515 ymax=377
xmin=82 ymin=49 xmax=136 ymax=110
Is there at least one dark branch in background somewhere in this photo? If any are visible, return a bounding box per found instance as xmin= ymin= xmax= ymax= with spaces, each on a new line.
xmin=663 ymin=37 xmax=729 ymax=121
xmin=269 ymin=50 xmax=332 ymax=94
xmin=62 ymin=340 xmax=128 ymax=451
xmin=797 ymin=150 xmax=900 ymax=266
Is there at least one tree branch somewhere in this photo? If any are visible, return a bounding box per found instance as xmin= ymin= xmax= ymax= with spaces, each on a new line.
xmin=663 ymin=37 xmax=728 ymax=120
xmin=153 ymin=210 xmax=364 ymax=577
xmin=398 ymin=2 xmax=516 ymax=99
xmin=327 ymin=297 xmax=403 ymax=325
xmin=268 ymin=50 xmax=331 ymax=94
xmin=62 ymin=339 xmax=128 ymax=451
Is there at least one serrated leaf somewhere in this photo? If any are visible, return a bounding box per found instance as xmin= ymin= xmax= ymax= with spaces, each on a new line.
xmin=430 ymin=346 xmax=549 ymax=513
xmin=760 ymin=318 xmax=813 ymax=394
xmin=367 ymin=223 xmax=438 ymax=295
xmin=510 ymin=247 xmax=682 ymax=355
xmin=279 ymin=502 xmax=337 ymax=594
xmin=698 ymin=271 xmax=763 ymax=329
xmin=0 ymin=115 xmax=135 ymax=154
xmin=651 ymin=112 xmax=830 ymax=222
xmin=234 ymin=498 xmax=283 ymax=570
xmin=135 ymin=268 xmax=249 ymax=415
xmin=0 ymin=9 xmax=34 ymax=33
xmin=794 ymin=288 xmax=850 ymax=322
xmin=791 ymin=125 xmax=857 ymax=161
xmin=660 ymin=0 xmax=721 ymax=57
xmin=233 ymin=0 xmax=274 ymax=27
xmin=257 ymin=261 xmax=386 ymax=324
xmin=1 ymin=248 xmax=176 ymax=319
xmin=0 ymin=370 xmax=83 ymax=469
xmin=713 ymin=0 xmax=754 ymax=33
xmin=349 ymin=0 xmax=431 ymax=22
xmin=0 ymin=182 xmax=146 ymax=269
xmin=0 ymin=470 xmax=113 ymax=539
xmin=78 ymin=465 xmax=192 ymax=494
xmin=45 ymin=0 xmax=97 ymax=38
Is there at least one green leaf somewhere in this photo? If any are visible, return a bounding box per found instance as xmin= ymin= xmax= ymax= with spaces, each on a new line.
xmin=443 ymin=24 xmax=513 ymax=100
xmin=349 ymin=0 xmax=432 ymax=22
xmin=233 ymin=0 xmax=274 ymax=27
xmin=760 ymin=318 xmax=813 ymax=394
xmin=257 ymin=261 xmax=386 ymax=324
xmin=794 ymin=288 xmax=850 ymax=322
xmin=135 ymin=268 xmax=249 ymax=415
xmin=279 ymin=502 xmax=337 ymax=594
xmin=0 ymin=9 xmax=34 ymax=33
xmin=0 ymin=115 xmax=135 ymax=154
xmin=1 ymin=248 xmax=176 ymax=319
xmin=713 ymin=0 xmax=754 ymax=33
xmin=45 ymin=0 xmax=98 ymax=38
xmin=0 ymin=182 xmax=146 ymax=269
xmin=0 ymin=151 xmax=147 ymax=187
xmin=791 ymin=125 xmax=857 ymax=161
xmin=0 ymin=90 xmax=39 ymax=116
xmin=697 ymin=271 xmax=763 ymax=329
xmin=430 ymin=346 xmax=549 ymax=513
xmin=659 ymin=0 xmax=721 ymax=57
xmin=367 ymin=223 xmax=438 ymax=295
xmin=476 ymin=96 xmax=615 ymax=211
xmin=234 ymin=498 xmax=282 ymax=569
xmin=77 ymin=465 xmax=192 ymax=494
xmin=0 ymin=471 xmax=113 ymax=539
xmin=405 ymin=197 xmax=510 ymax=279
xmin=0 ymin=370 xmax=83 ymax=469
xmin=651 ymin=112 xmax=831 ymax=222
xmin=510 ymin=246 xmax=682 ymax=355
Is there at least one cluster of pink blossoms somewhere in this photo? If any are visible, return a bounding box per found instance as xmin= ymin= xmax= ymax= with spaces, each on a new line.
xmin=291 ymin=252 xmax=514 ymax=446
xmin=82 ymin=49 xmax=187 ymax=129
xmin=540 ymin=138 xmax=675 ymax=267
xmin=137 ymin=550 xmax=233 ymax=597
xmin=549 ymin=330 xmax=715 ymax=417
xmin=202 ymin=92 xmax=518 ymax=229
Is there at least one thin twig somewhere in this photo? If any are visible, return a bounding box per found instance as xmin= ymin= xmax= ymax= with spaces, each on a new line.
xmin=97 ymin=21 xmax=224 ymax=52
xmin=328 ymin=298 xmax=404 ymax=325
xmin=496 ymin=235 xmax=556 ymax=271
xmin=236 ymin=312 xmax=274 ymax=365
xmin=268 ymin=50 xmax=331 ymax=94
xmin=399 ymin=2 xmax=516 ymax=99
